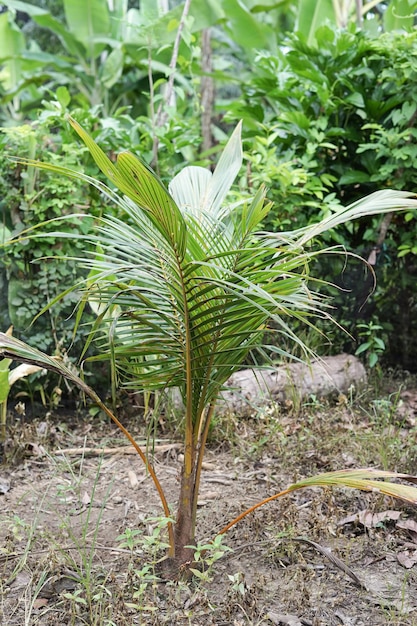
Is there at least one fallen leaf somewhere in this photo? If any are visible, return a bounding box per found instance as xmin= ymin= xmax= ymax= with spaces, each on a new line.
xmin=339 ymin=509 xmax=401 ymax=529
xmin=266 ymin=611 xmax=303 ymax=626
xmin=127 ymin=469 xmax=139 ymax=488
xmin=364 ymin=570 xmax=416 ymax=612
xmin=396 ymin=524 xmax=417 ymax=546
xmin=396 ymin=519 xmax=417 ymax=533
xmin=33 ymin=597 xmax=49 ymax=610
xmin=397 ymin=550 xmax=417 ymax=569
xmin=0 ymin=477 xmax=11 ymax=494
xmin=294 ymin=537 xmax=364 ymax=588
xmin=10 ymin=570 xmax=32 ymax=588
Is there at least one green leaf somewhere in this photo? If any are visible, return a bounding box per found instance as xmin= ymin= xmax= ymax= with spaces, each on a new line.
xmin=67 ymin=117 xmax=186 ymax=256
xmin=345 ymin=92 xmax=365 ymax=108
xmin=292 ymin=190 xmax=417 ymax=247
xmin=188 ymin=0 xmax=225 ymax=30
xmin=0 ymin=11 xmax=25 ymax=92
xmin=339 ymin=170 xmax=370 ymax=185
xmin=384 ymin=0 xmax=416 ymax=32
xmin=0 ymin=333 xmax=93 ymax=398
xmin=222 ymin=0 xmax=273 ymax=49
xmin=252 ymin=0 xmax=290 ymax=12
xmin=1 ymin=0 xmax=85 ymax=58
xmin=296 ymin=0 xmax=335 ymax=45
xmin=0 ymin=370 xmax=10 ymax=404
xmin=0 ymin=357 xmax=12 ymax=373
xmin=101 ymin=47 xmax=124 ymax=88
xmin=374 ymin=337 xmax=385 ymax=350
xmin=56 ymin=86 xmax=71 ymax=109
xmin=355 ymin=343 xmax=370 ymax=355
xmin=168 ymin=121 xmax=243 ymax=218
xmin=0 ymin=224 xmax=12 ymax=245
xmin=63 ymin=0 xmax=110 ymax=57
xmin=397 ymin=248 xmax=410 ymax=257
xmin=108 ymin=0 xmax=128 ymax=39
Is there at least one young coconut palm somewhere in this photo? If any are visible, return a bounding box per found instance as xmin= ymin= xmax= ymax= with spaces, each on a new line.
xmin=2 ymin=117 xmax=417 ymax=571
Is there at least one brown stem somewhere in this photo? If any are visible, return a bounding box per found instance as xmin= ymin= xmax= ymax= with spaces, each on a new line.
xmin=215 ymin=487 xmax=293 ymax=537
xmin=84 ymin=390 xmax=175 ymax=556
xmin=174 ymin=462 xmax=196 ymax=563
xmin=190 ymin=403 xmax=215 ymax=536
xmin=172 ymin=405 xmax=216 ymax=564
xmin=367 ymin=212 xmax=393 ymax=265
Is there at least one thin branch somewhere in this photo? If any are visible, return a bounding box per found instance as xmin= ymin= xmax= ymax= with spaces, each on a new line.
xmin=201 ymin=28 xmax=214 ymax=154
xmin=53 ymin=443 xmax=182 ymax=456
xmin=152 ymin=0 xmax=193 ymax=165
xmin=156 ymin=0 xmax=192 ymax=127
xmin=215 ymin=487 xmax=293 ymax=537
xmin=356 ymin=0 xmax=363 ymax=27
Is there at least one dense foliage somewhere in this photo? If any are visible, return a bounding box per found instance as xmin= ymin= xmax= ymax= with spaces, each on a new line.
xmin=1 ymin=0 xmax=417 ymax=388
xmin=226 ymin=26 xmax=417 ymax=367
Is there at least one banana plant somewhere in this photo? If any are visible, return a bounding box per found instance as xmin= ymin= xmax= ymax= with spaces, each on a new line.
xmin=0 ymin=0 xmax=226 ymax=117
xmin=2 ymin=117 xmax=417 ymax=572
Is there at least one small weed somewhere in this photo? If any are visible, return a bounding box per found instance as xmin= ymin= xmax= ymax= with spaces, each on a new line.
xmin=117 ymin=515 xmax=173 ymax=559
xmin=303 ymin=393 xmax=326 ymax=411
xmin=116 ymin=528 xmax=144 ymax=553
xmin=187 ymin=534 xmax=232 ymax=583
xmin=227 ymin=571 xmax=246 ymax=598
xmin=355 ymin=321 xmax=386 ymax=370
xmin=124 ymin=564 xmax=159 ymax=616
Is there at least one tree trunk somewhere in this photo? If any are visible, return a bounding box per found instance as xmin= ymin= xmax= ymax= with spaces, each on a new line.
xmin=169 ymin=354 xmax=367 ymax=418
xmin=173 ymin=464 xmax=196 ymax=566
xmin=217 ymin=353 xmax=366 ymax=416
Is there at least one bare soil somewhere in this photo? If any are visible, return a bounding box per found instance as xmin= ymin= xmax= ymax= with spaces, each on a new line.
xmin=1 ymin=381 xmax=417 ymax=625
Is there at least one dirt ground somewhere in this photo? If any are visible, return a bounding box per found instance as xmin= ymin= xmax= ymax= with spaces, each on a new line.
xmin=1 ymin=381 xmax=417 ymax=625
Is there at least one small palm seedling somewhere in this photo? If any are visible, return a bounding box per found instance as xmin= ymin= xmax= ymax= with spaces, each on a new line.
xmin=2 ymin=117 xmax=417 ymax=574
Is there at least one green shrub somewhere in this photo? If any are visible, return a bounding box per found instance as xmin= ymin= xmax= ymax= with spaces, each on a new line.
xmin=226 ymin=26 xmax=417 ymax=368
xmin=0 ymin=118 xmax=101 ymax=394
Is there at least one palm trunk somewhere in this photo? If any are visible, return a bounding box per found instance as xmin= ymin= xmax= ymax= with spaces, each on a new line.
xmin=174 ymin=463 xmax=197 ymax=565
xmin=173 ymin=404 xmax=215 ymax=567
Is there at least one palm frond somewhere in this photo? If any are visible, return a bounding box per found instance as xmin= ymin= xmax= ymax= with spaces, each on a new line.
xmin=0 ymin=333 xmax=90 ymax=394
xmin=289 ymin=468 xmax=417 ymax=504
xmin=288 ymin=189 xmax=417 ymax=246
xmin=168 ymin=121 xmax=243 ymax=219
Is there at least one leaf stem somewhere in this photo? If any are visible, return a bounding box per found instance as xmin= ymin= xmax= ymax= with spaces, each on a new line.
xmin=86 ymin=390 xmax=175 ymax=555
xmin=191 ymin=403 xmax=215 ymax=536
xmin=215 ymin=487 xmax=293 ymax=537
